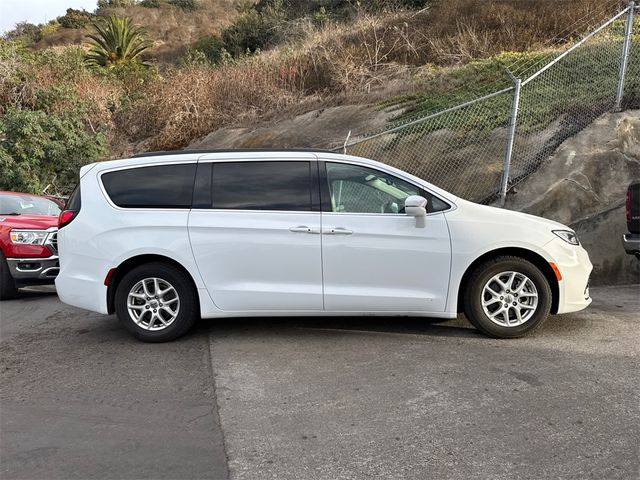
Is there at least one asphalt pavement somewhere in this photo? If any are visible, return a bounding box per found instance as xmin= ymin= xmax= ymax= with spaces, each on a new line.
xmin=1 ymin=285 xmax=639 ymax=479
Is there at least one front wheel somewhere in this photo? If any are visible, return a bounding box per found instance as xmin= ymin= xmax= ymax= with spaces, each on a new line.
xmin=115 ymin=262 xmax=199 ymax=342
xmin=463 ymin=256 xmax=551 ymax=338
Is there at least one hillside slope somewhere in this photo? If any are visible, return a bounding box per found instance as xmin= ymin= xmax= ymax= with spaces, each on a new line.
xmin=35 ymin=0 xmax=240 ymax=60
xmin=1 ymin=0 xmax=635 ymax=197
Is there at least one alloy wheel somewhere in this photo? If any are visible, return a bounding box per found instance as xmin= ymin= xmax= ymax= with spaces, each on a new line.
xmin=481 ymin=271 xmax=538 ymax=327
xmin=127 ymin=277 xmax=180 ymax=331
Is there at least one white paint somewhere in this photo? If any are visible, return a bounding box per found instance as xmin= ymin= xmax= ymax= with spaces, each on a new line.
xmin=56 ymin=151 xmax=592 ymax=324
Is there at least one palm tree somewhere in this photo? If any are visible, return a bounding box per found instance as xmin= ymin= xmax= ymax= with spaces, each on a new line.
xmin=85 ymin=16 xmax=152 ymax=67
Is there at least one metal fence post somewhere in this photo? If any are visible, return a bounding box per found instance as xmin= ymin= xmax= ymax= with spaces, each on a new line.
xmin=615 ymin=1 xmax=635 ymax=111
xmin=499 ymin=77 xmax=521 ymax=207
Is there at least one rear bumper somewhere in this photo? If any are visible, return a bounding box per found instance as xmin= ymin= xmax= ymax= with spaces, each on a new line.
xmin=622 ymin=233 xmax=640 ymax=255
xmin=55 ymin=255 xmax=109 ymax=314
xmin=6 ymin=256 xmax=59 ymax=286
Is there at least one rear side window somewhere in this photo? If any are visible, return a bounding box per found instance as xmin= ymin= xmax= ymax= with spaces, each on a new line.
xmin=210 ymin=161 xmax=312 ymax=211
xmin=65 ymin=184 xmax=81 ymax=211
xmin=102 ymin=164 xmax=197 ymax=208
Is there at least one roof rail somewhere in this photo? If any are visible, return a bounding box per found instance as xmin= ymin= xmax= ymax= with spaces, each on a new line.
xmin=131 ymin=148 xmax=338 ymax=158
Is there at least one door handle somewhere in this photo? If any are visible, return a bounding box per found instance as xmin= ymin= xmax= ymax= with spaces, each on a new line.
xmin=324 ymin=227 xmax=353 ymax=235
xmin=289 ymin=226 xmax=320 ymax=234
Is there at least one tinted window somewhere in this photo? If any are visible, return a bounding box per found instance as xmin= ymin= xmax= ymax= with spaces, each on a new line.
xmin=102 ymin=164 xmax=197 ymax=208
xmin=65 ymin=184 xmax=81 ymax=211
xmin=211 ymin=162 xmax=312 ymax=211
xmin=426 ymin=193 xmax=450 ymax=213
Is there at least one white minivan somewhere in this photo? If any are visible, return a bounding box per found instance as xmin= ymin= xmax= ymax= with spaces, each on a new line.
xmin=55 ymin=150 xmax=592 ymax=342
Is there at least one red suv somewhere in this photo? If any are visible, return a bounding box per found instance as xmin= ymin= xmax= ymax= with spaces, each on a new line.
xmin=0 ymin=191 xmax=62 ymax=300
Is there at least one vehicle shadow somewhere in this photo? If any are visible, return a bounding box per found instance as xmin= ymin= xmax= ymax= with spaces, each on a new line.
xmin=6 ymin=287 xmax=58 ymax=302
xmin=198 ymin=315 xmax=481 ymax=339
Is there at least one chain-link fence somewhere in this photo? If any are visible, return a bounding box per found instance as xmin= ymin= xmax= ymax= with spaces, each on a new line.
xmin=340 ymin=2 xmax=639 ymax=205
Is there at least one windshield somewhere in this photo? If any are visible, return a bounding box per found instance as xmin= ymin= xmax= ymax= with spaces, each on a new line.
xmin=0 ymin=193 xmax=62 ymax=216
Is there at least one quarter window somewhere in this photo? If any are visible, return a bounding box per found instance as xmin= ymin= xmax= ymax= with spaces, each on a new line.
xmin=102 ymin=164 xmax=197 ymax=208
xmin=210 ymin=161 xmax=312 ymax=211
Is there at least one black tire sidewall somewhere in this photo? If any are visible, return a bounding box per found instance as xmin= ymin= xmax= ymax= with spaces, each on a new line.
xmin=115 ymin=263 xmax=198 ymax=342
xmin=0 ymin=251 xmax=18 ymax=300
xmin=464 ymin=257 xmax=551 ymax=338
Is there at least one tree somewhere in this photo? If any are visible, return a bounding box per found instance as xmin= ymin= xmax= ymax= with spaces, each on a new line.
xmin=0 ymin=108 xmax=107 ymax=195
xmin=3 ymin=22 xmax=42 ymax=46
xmin=57 ymin=8 xmax=95 ymax=29
xmin=85 ymin=16 xmax=152 ymax=68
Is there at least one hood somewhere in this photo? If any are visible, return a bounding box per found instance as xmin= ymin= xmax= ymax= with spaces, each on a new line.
xmin=0 ymin=214 xmax=59 ymax=230
xmin=443 ymin=199 xmax=576 ymax=253
xmin=462 ymin=200 xmax=570 ymax=231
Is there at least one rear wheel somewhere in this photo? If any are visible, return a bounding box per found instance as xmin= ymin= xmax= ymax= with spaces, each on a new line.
xmin=463 ymin=256 xmax=551 ymax=338
xmin=0 ymin=252 xmax=18 ymax=300
xmin=115 ymin=262 xmax=198 ymax=342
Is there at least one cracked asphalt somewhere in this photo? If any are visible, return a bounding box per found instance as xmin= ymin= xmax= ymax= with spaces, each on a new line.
xmin=1 ymin=285 xmax=639 ymax=479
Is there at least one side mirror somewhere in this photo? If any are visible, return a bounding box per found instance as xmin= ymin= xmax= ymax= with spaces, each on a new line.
xmin=405 ymin=195 xmax=427 ymax=217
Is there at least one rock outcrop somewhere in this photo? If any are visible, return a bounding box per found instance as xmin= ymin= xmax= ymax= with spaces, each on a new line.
xmin=505 ymin=110 xmax=640 ymax=285
xmin=188 ymin=105 xmax=394 ymax=151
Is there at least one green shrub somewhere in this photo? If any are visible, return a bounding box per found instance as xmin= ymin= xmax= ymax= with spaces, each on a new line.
xmin=2 ymin=22 xmax=42 ymax=46
xmin=140 ymin=0 xmax=162 ymax=7
xmin=252 ymin=0 xmax=431 ymax=23
xmin=0 ymin=108 xmax=107 ymax=195
xmin=168 ymin=0 xmax=198 ymax=11
xmin=221 ymin=10 xmax=266 ymax=57
xmin=40 ymin=21 xmax=60 ymax=37
xmin=221 ymin=1 xmax=286 ymax=57
xmin=190 ymin=35 xmax=227 ymax=64
xmin=97 ymin=0 xmax=138 ymax=8
xmin=57 ymin=8 xmax=95 ymax=29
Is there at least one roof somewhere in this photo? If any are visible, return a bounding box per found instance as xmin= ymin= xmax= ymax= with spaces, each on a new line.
xmin=132 ymin=148 xmax=337 ymax=158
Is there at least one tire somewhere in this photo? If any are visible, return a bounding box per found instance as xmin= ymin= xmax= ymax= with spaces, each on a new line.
xmin=0 ymin=251 xmax=18 ymax=300
xmin=463 ymin=256 xmax=551 ymax=338
xmin=114 ymin=262 xmax=199 ymax=342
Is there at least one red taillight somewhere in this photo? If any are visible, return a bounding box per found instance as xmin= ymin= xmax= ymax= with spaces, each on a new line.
xmin=626 ymin=188 xmax=631 ymax=223
xmin=104 ymin=268 xmax=116 ymax=287
xmin=58 ymin=210 xmax=77 ymax=228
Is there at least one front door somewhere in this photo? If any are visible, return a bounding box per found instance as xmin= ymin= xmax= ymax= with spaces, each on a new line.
xmin=320 ymin=161 xmax=451 ymax=312
xmin=188 ymin=159 xmax=323 ymax=311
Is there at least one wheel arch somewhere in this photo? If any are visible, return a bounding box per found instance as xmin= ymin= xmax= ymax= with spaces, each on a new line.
xmin=106 ymin=254 xmax=199 ymax=314
xmin=456 ymin=247 xmax=560 ymax=315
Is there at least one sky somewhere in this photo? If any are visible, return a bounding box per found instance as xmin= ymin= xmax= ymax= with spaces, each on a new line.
xmin=1 ymin=0 xmax=98 ymax=34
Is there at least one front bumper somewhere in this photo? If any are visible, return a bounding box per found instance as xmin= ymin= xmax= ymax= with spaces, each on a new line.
xmin=543 ymin=238 xmax=593 ymax=314
xmin=622 ymin=233 xmax=640 ymax=256
xmin=6 ymin=256 xmax=60 ymax=286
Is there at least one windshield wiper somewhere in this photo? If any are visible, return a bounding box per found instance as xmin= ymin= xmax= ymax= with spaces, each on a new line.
xmin=1 ymin=212 xmax=22 ymax=215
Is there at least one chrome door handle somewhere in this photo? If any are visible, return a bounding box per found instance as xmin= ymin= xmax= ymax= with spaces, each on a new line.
xmin=289 ymin=226 xmax=320 ymax=234
xmin=325 ymin=227 xmax=353 ymax=235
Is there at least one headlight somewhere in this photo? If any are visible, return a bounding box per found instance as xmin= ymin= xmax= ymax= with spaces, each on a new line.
xmin=9 ymin=230 xmax=49 ymax=245
xmin=552 ymin=230 xmax=580 ymax=246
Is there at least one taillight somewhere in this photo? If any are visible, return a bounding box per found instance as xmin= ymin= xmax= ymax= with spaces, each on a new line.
xmin=626 ymin=188 xmax=631 ymax=223
xmin=104 ymin=268 xmax=116 ymax=286
xmin=58 ymin=210 xmax=77 ymax=228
